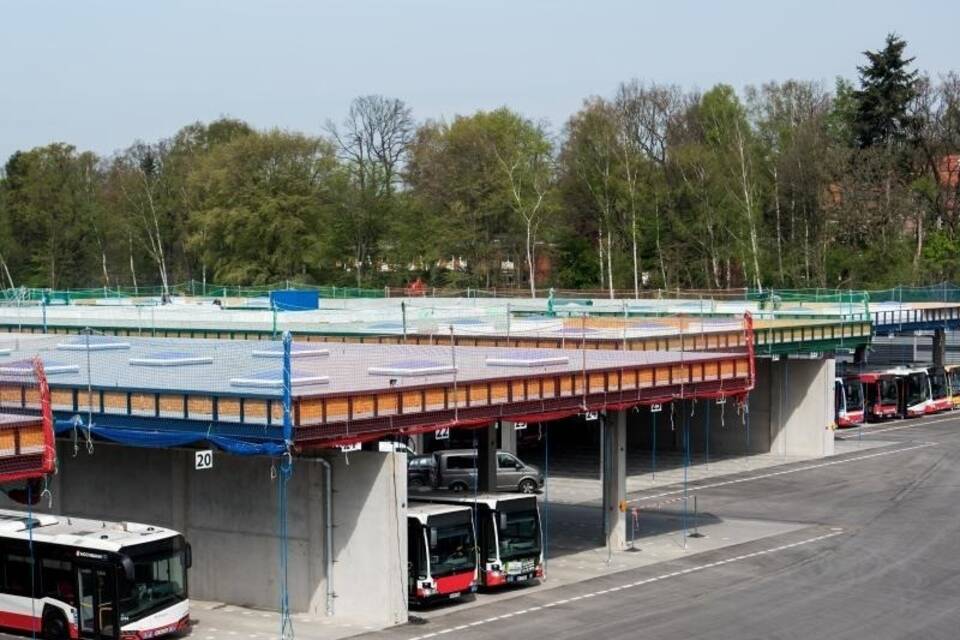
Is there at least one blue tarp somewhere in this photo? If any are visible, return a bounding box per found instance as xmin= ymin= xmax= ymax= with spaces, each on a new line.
xmin=55 ymin=419 xmax=287 ymax=456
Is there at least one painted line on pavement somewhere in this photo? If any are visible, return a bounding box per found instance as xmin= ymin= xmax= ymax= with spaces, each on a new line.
xmin=628 ymin=441 xmax=937 ymax=505
xmin=406 ymin=530 xmax=844 ymax=640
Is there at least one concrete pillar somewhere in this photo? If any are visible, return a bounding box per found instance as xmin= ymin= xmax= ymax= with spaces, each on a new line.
xmin=499 ymin=420 xmax=518 ymax=454
xmin=933 ymin=328 xmax=946 ymax=368
xmin=854 ymin=344 xmax=868 ymax=365
xmin=410 ymin=432 xmax=425 ymax=455
xmin=601 ymin=410 xmax=627 ymax=551
xmin=477 ymin=422 xmax=498 ymax=492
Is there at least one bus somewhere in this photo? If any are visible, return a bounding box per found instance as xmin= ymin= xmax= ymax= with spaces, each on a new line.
xmin=410 ymin=493 xmax=542 ymax=588
xmin=406 ymin=503 xmax=477 ymax=605
xmin=834 ymin=377 xmax=864 ymax=428
xmin=946 ymin=364 xmax=960 ymax=409
xmin=858 ymin=373 xmax=899 ymax=422
xmin=0 ymin=509 xmax=190 ymax=640
xmin=887 ymin=367 xmax=932 ymax=418
xmin=927 ymin=367 xmax=953 ymax=413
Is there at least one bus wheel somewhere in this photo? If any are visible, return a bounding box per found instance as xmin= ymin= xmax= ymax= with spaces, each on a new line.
xmin=519 ymin=479 xmax=538 ymax=494
xmin=42 ymin=610 xmax=68 ymax=640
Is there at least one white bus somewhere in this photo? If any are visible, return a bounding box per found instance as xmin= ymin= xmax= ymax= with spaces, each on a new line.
xmin=410 ymin=493 xmax=542 ymax=587
xmin=0 ymin=509 xmax=190 ymax=640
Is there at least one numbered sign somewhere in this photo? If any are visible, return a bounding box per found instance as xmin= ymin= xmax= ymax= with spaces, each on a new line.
xmin=514 ymin=422 xmax=528 ymax=431
xmin=650 ymin=403 xmax=663 ymax=413
xmin=435 ymin=427 xmax=450 ymax=440
xmin=195 ymin=449 xmax=213 ymax=470
xmin=584 ymin=411 xmax=599 ymax=421
xmin=338 ymin=442 xmax=361 ymax=453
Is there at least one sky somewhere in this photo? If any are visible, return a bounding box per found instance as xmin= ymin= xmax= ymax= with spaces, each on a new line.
xmin=1 ymin=0 xmax=958 ymax=162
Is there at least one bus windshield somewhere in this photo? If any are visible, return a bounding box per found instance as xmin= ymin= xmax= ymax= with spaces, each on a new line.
xmin=950 ymin=369 xmax=960 ymax=395
xmin=498 ymin=509 xmax=540 ymax=560
xmin=844 ymin=381 xmax=863 ymax=410
xmin=879 ymin=379 xmax=898 ymax=404
xmin=930 ymin=372 xmax=948 ymax=399
xmin=907 ymin=373 xmax=929 ymax=406
xmin=118 ymin=541 xmax=187 ymax=624
xmin=430 ymin=522 xmax=476 ymax=577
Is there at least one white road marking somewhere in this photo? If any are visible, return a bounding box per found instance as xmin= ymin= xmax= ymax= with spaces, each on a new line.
xmin=628 ymin=442 xmax=936 ymax=505
xmin=407 ymin=530 xmax=844 ymax=640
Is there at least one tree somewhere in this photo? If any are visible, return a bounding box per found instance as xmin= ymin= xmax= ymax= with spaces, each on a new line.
xmin=324 ymin=96 xmax=415 ymax=286
xmin=852 ymin=33 xmax=920 ymax=148
xmin=186 ymin=130 xmax=337 ymax=284
xmin=562 ymin=99 xmax=621 ymax=297
xmin=489 ymin=113 xmax=554 ymax=297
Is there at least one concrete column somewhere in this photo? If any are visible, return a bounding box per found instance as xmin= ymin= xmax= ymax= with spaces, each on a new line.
xmin=499 ymin=420 xmax=518 ymax=454
xmin=410 ymin=432 xmax=425 ymax=455
xmin=933 ymin=328 xmax=946 ymax=368
xmin=601 ymin=410 xmax=627 ymax=551
xmin=477 ymin=422 xmax=498 ymax=492
xmin=854 ymin=344 xmax=868 ymax=365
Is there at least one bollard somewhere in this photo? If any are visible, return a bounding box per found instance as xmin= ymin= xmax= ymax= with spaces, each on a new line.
xmin=687 ymin=495 xmax=705 ymax=539
xmin=626 ymin=507 xmax=641 ymax=552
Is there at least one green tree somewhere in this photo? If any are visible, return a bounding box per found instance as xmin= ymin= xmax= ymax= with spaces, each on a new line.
xmin=852 ymin=33 xmax=919 ymax=148
xmin=186 ymin=130 xmax=337 ymax=284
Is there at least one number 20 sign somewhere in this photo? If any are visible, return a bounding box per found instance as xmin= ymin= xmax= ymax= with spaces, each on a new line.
xmin=195 ymin=449 xmax=214 ymax=470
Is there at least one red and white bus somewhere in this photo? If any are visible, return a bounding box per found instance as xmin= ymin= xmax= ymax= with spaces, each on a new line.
xmin=927 ymin=367 xmax=953 ymax=413
xmin=412 ymin=494 xmax=542 ymax=588
xmin=887 ymin=367 xmax=933 ymax=418
xmin=406 ymin=503 xmax=477 ymax=605
xmin=858 ymin=372 xmax=899 ymax=422
xmin=834 ymin=377 xmax=865 ymax=428
xmin=0 ymin=509 xmax=190 ymax=640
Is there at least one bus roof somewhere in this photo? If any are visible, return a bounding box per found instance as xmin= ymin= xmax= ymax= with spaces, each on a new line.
xmin=407 ymin=502 xmax=472 ymax=525
xmin=408 ymin=491 xmax=537 ymax=510
xmin=886 ymin=366 xmax=929 ymax=376
xmin=0 ymin=509 xmax=180 ymax=553
xmin=856 ymin=372 xmax=896 ymax=383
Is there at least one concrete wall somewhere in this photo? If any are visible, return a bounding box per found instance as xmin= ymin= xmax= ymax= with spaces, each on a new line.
xmin=0 ymin=443 xmax=407 ymax=627
xmin=626 ymin=357 xmax=835 ymax=459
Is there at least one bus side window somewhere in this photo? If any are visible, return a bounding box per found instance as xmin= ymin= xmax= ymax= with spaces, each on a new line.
xmin=41 ymin=558 xmax=75 ymax=606
xmin=4 ymin=553 xmax=36 ymax=597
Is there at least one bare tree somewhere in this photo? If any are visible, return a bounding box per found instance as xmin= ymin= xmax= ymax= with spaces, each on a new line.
xmin=112 ymin=143 xmax=171 ymax=297
xmin=326 ymin=95 xmax=415 ymax=196
xmin=491 ymin=119 xmax=554 ymax=297
xmin=325 ymin=96 xmax=415 ymax=284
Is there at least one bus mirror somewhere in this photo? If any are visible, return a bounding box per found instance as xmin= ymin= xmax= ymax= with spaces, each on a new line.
xmin=499 ymin=513 xmax=507 ymax=529
xmin=429 ymin=528 xmax=438 ymax=547
xmin=185 ymin=544 xmax=193 ymax=569
xmin=121 ymin=556 xmax=135 ymax=581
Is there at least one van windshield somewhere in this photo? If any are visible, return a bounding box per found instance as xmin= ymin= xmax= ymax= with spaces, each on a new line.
xmin=498 ymin=509 xmax=540 ymax=560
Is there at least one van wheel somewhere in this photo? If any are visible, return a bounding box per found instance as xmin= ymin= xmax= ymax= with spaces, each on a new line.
xmin=42 ymin=610 xmax=68 ymax=640
xmin=519 ymin=478 xmax=538 ymax=494
xmin=450 ymin=481 xmax=468 ymax=492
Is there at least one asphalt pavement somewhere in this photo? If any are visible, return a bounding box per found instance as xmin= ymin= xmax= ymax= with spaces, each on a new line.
xmin=360 ymin=415 xmax=960 ymax=640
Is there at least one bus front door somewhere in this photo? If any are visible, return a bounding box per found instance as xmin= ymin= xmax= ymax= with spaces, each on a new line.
xmin=77 ymin=564 xmax=118 ymax=640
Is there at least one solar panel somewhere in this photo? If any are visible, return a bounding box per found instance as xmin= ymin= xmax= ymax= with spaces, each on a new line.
xmin=230 ymin=368 xmax=330 ymax=388
xmin=485 ymin=352 xmax=570 ymax=367
xmin=368 ymin=360 xmax=457 ymax=376
xmin=129 ymin=351 xmax=215 ymax=367
xmin=0 ymin=359 xmax=80 ymax=376
xmin=252 ymin=344 xmax=330 ymax=359
xmin=57 ymin=336 xmax=131 ymax=351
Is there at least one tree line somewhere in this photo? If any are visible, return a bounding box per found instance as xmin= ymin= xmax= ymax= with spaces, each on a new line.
xmin=1 ymin=34 xmax=959 ymax=296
